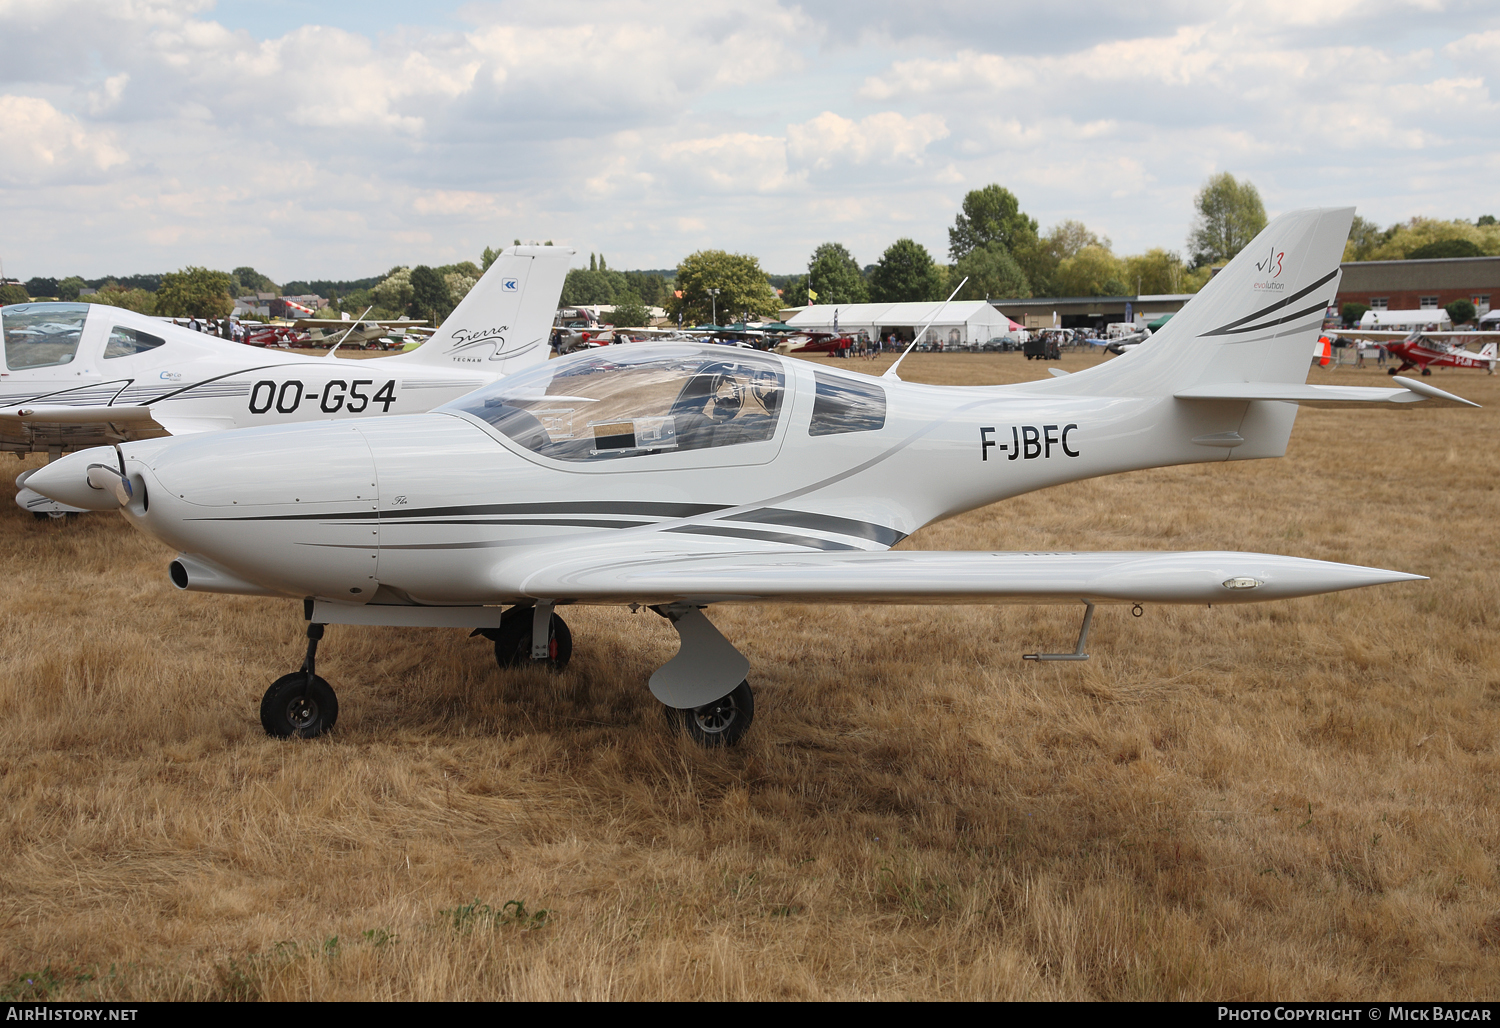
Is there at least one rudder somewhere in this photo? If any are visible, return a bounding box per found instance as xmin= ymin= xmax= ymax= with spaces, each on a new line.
xmin=391 ymin=245 xmax=574 ymax=374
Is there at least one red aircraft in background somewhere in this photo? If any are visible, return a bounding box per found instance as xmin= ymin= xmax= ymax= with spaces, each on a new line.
xmin=1327 ymin=327 xmax=1500 ymax=376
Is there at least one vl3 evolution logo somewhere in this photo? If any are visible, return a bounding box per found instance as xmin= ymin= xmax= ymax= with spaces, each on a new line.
xmin=1252 ymin=245 xmax=1286 ymax=291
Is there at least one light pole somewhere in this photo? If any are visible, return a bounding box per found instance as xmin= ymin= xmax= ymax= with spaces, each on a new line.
xmin=708 ymin=288 xmax=720 ymax=326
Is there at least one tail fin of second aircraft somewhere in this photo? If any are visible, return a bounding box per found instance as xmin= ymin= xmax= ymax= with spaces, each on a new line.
xmin=390 ymin=246 xmax=574 ymax=375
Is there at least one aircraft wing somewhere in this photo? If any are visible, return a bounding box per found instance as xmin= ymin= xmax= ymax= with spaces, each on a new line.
xmin=1174 ymin=377 xmax=1479 ymax=408
xmin=495 ymin=545 xmax=1422 ymax=607
xmin=0 ymin=404 xmax=231 ymax=436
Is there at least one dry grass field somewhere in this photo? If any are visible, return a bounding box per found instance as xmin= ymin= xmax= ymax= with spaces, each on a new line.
xmin=1 ymin=349 xmax=1496 ymax=1001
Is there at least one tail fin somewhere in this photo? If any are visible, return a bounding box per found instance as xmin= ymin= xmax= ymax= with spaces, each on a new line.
xmin=1064 ymin=208 xmax=1354 ymax=397
xmin=389 ymin=245 xmax=574 ymax=374
xmin=1480 ymin=342 xmax=1497 ymax=359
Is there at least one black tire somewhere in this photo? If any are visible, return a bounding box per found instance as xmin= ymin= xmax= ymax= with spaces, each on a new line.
xmin=1421 ymin=368 xmax=1432 ymax=376
xmin=260 ymin=672 xmax=338 ymax=738
xmin=493 ymin=611 xmax=572 ymax=670
xmin=1387 ymin=367 xmax=1398 ymax=376
xmin=666 ymin=680 xmax=754 ymax=748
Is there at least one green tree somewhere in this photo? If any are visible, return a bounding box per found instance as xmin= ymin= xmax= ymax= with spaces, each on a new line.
xmin=371 ymin=268 xmax=414 ymax=317
xmin=57 ymin=276 xmax=86 ymax=301
xmin=805 ymin=243 xmax=867 ymax=304
xmin=232 ymin=266 xmax=278 ymax=296
xmin=80 ymin=286 xmax=156 ymax=315
xmin=671 ymin=250 xmax=780 ymax=325
xmin=408 ymin=265 xmax=452 ymax=324
xmin=1123 ymin=248 xmax=1189 ymax=295
xmin=781 ymin=274 xmax=809 ymax=307
xmin=948 ymin=184 xmax=1038 ymax=261
xmin=1055 ymin=245 xmax=1128 ymax=296
xmin=1187 ymin=173 xmax=1267 ymax=267
xmin=0 ymin=284 xmax=29 ymax=306
xmin=1478 ymin=215 xmax=1496 ymax=227
xmin=1408 ymin=238 xmax=1484 ymax=260
xmin=869 ymin=238 xmax=945 ymax=303
xmin=561 ymin=269 xmax=621 ymax=305
xmin=1343 ymin=215 xmax=1389 ymax=262
xmin=1363 ymin=217 xmax=1500 ymax=261
xmin=1445 ymin=299 xmax=1477 ymax=326
xmin=1340 ymin=302 xmax=1369 ymax=327
xmin=1011 ymin=219 xmax=1107 ymax=297
xmin=620 ymin=271 xmax=669 ymax=307
xmin=24 ymin=277 xmax=57 ymax=298
xmin=481 ymin=246 xmax=502 ymax=271
xmin=155 ymin=266 xmax=235 ymax=318
xmin=951 ymin=243 xmax=1029 ymax=300
xmin=611 ymin=293 xmax=650 ymax=328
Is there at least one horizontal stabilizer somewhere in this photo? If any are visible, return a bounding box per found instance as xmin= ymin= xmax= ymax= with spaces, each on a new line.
xmin=501 ymin=548 xmax=1423 ymax=607
xmin=1175 ymin=378 xmax=1479 ymax=408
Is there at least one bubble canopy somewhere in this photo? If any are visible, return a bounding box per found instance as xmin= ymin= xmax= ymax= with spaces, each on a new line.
xmin=443 ymin=344 xmax=787 ymax=462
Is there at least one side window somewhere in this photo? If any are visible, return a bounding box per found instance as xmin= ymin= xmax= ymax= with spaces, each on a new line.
xmin=104 ymin=325 xmax=165 ymax=358
xmin=810 ymin=371 xmax=885 ymax=436
xmin=0 ymin=303 xmax=88 ymax=370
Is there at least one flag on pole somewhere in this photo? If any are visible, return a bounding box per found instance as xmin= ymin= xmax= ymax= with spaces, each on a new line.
xmin=807 ymin=288 xmax=819 ymax=302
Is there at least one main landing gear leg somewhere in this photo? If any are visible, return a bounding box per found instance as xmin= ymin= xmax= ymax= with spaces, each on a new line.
xmin=261 ymin=607 xmax=339 ymax=738
xmin=1023 ymin=602 xmax=1096 ymax=662
xmin=651 ymin=605 xmax=755 ymax=747
xmin=482 ymin=602 xmax=573 ymax=670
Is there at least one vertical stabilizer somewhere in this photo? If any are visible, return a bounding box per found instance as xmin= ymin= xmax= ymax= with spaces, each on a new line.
xmin=1064 ymin=208 xmax=1354 ymax=397
xmin=390 ymin=246 xmax=574 ymax=374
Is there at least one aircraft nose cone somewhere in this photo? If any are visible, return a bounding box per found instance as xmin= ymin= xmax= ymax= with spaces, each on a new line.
xmin=23 ymin=446 xmax=125 ymax=511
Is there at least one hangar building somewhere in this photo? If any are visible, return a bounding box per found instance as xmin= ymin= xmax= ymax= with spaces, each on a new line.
xmin=1334 ymin=256 xmax=1497 ymax=317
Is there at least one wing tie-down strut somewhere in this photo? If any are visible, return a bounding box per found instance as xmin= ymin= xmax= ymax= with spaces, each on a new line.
xmin=1023 ymin=602 xmax=1095 ymax=662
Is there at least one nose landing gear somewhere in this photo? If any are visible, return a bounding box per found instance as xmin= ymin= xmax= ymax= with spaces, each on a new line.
xmin=261 ymin=620 xmax=339 ymax=738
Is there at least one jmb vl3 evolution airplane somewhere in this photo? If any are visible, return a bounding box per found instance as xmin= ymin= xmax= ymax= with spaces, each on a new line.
xmin=30 ymin=208 xmax=1479 ymax=747
xmin=2 ymin=246 xmax=573 ymax=515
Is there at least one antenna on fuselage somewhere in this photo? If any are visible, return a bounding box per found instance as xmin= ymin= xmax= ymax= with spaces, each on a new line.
xmin=325 ymin=306 xmax=374 ymax=358
xmin=882 ymin=277 xmax=968 ymax=382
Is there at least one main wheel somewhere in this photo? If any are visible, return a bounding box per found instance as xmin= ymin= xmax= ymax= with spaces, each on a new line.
xmin=1421 ymin=368 xmax=1432 ymax=376
xmin=260 ymin=672 xmax=339 ymax=738
xmin=1387 ymin=367 xmax=1398 ymax=376
xmin=666 ymin=680 xmax=754 ymax=748
xmin=493 ymin=611 xmax=573 ymax=670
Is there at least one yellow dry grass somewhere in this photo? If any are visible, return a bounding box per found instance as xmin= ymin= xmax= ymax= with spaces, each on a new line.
xmin=1 ymin=350 xmax=1496 ymax=1001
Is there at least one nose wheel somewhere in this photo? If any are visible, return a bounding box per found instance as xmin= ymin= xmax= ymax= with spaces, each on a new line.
xmin=261 ymin=672 xmax=338 ymax=738
xmin=664 ymin=679 xmax=755 ymax=748
xmin=261 ymin=620 xmax=339 ymax=738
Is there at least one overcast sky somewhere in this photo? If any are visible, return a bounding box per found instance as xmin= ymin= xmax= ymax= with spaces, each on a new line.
xmin=2 ymin=0 xmax=1497 ymax=282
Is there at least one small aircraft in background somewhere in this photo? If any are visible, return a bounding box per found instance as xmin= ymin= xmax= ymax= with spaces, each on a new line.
xmin=1325 ymin=327 xmax=1499 ymax=375
xmin=4 ymin=246 xmax=573 ymax=515
xmin=294 ymin=319 xmax=434 ymax=351
xmin=30 ymin=207 xmax=1479 ymax=747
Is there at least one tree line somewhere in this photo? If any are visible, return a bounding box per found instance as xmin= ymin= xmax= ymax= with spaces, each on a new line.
xmin=4 ymin=184 xmax=1493 ymax=322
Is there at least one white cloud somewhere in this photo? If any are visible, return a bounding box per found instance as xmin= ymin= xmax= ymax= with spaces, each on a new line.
xmin=0 ymin=95 xmax=128 ymax=185
xmin=0 ymin=0 xmax=1495 ymax=277
xmin=786 ymin=111 xmax=949 ymax=171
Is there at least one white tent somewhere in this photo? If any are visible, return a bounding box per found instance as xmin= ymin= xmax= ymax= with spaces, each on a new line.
xmin=786 ymin=301 xmax=1012 ymax=347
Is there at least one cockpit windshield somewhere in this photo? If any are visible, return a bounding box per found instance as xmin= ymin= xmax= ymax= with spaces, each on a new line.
xmin=1 ymin=303 xmax=89 ymax=370
xmin=444 ymin=345 xmax=786 ymax=462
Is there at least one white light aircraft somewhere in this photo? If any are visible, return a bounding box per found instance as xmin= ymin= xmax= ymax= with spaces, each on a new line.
xmin=29 ymin=209 xmax=1480 ymax=747
xmin=4 ymin=247 xmax=573 ymax=516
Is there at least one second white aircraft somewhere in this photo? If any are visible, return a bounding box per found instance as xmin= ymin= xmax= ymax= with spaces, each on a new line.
xmin=4 ymin=246 xmax=572 ymax=514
